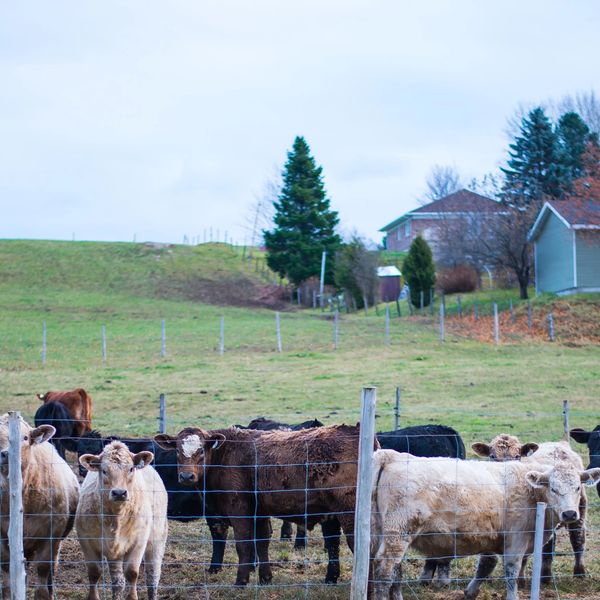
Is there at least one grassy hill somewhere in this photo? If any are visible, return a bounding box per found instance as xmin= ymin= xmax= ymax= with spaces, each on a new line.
xmin=0 ymin=239 xmax=281 ymax=309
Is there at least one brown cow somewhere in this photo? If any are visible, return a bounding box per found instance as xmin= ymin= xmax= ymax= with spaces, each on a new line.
xmin=0 ymin=414 xmax=80 ymax=600
xmin=155 ymin=424 xmax=376 ymax=586
xmin=38 ymin=387 xmax=93 ymax=440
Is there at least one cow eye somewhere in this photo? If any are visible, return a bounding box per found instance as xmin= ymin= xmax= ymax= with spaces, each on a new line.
xmin=101 ymin=468 xmax=108 ymax=476
xmin=129 ymin=466 xmax=135 ymax=473
xmin=23 ymin=436 xmax=28 ymax=441
xmin=551 ymin=487 xmax=560 ymax=494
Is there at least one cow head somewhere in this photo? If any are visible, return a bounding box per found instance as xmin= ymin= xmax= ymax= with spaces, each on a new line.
xmin=79 ymin=441 xmax=153 ymax=503
xmin=472 ymin=434 xmax=538 ymax=461
xmin=0 ymin=413 xmax=55 ymax=474
xmin=527 ymin=464 xmax=600 ymax=523
xmin=570 ymin=425 xmax=600 ymax=497
xmin=154 ymin=428 xmax=226 ymax=485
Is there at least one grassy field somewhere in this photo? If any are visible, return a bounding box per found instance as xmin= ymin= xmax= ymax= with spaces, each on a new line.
xmin=1 ymin=239 xmax=599 ymax=598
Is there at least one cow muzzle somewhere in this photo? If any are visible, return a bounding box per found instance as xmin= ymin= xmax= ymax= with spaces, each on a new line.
xmin=179 ymin=472 xmax=196 ymax=484
xmin=110 ymin=488 xmax=128 ymax=502
xmin=561 ymin=510 xmax=578 ymax=523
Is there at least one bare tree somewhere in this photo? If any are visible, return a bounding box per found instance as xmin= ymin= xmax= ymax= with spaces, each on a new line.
xmin=422 ymin=165 xmax=463 ymax=203
xmin=245 ymin=168 xmax=279 ymax=248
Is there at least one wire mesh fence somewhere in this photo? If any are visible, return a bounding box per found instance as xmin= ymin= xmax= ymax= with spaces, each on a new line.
xmin=1 ymin=390 xmax=599 ymax=599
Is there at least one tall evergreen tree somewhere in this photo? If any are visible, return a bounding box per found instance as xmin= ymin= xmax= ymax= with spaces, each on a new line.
xmin=556 ymin=111 xmax=593 ymax=184
xmin=402 ymin=236 xmax=436 ymax=308
xmin=264 ymin=137 xmax=341 ymax=286
xmin=501 ymin=107 xmax=564 ymax=204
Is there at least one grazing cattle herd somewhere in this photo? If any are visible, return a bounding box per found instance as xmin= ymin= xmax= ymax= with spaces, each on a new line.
xmin=0 ymin=386 xmax=598 ymax=599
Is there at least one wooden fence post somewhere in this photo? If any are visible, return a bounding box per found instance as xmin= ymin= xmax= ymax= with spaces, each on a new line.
xmin=384 ymin=305 xmax=390 ymax=345
xmin=350 ymin=387 xmax=377 ymax=600
xmin=394 ymin=387 xmax=401 ymax=431
xmin=457 ymin=295 xmax=462 ymax=317
xmin=563 ymin=400 xmax=570 ymax=443
xmin=530 ymin=502 xmax=547 ymax=600
xmin=419 ymin=290 xmax=424 ymax=310
xmin=429 ymin=288 xmax=434 ymax=316
xmin=547 ymin=312 xmax=555 ymax=341
xmin=8 ymin=412 xmax=26 ymax=600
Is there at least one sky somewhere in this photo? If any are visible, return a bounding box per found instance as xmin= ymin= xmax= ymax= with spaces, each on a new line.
xmin=1 ymin=1 xmax=599 ymax=246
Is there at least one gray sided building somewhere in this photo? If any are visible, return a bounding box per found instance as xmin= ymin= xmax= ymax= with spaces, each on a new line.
xmin=528 ymin=199 xmax=600 ymax=295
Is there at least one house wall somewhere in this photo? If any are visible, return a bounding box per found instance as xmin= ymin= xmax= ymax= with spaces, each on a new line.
xmin=536 ymin=212 xmax=574 ymax=293
xmin=383 ymin=218 xmax=440 ymax=252
xmin=576 ymin=230 xmax=600 ymax=288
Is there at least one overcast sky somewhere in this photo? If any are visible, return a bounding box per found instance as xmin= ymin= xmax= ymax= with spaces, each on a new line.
xmin=1 ymin=1 xmax=599 ymax=246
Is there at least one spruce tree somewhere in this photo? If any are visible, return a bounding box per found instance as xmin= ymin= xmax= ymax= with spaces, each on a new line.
xmin=501 ymin=107 xmax=563 ymax=204
xmin=264 ymin=137 xmax=341 ymax=286
xmin=402 ymin=236 xmax=436 ymax=307
xmin=556 ymin=111 xmax=593 ymax=184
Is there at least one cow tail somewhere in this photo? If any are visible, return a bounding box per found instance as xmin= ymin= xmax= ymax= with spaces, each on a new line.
xmin=371 ymin=458 xmax=387 ymax=556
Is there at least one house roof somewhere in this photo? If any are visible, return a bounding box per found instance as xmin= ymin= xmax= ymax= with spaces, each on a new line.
xmin=528 ymin=198 xmax=600 ymax=241
xmin=379 ymin=189 xmax=501 ymax=232
xmin=377 ymin=266 xmax=401 ymax=277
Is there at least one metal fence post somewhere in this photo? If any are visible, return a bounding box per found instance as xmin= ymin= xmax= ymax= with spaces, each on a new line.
xmin=333 ymin=309 xmax=339 ymax=350
xmin=563 ymin=400 xmax=570 ymax=443
xmin=493 ymin=302 xmax=500 ymax=345
xmin=419 ymin=290 xmax=424 ymax=311
xmin=429 ymin=288 xmax=434 ymax=316
xmin=384 ymin=305 xmax=390 ymax=345
xmin=473 ymin=301 xmax=479 ymax=320
xmin=547 ymin=312 xmax=555 ymax=342
xmin=350 ymin=387 xmax=377 ymax=600
xmin=275 ymin=312 xmax=282 ymax=353
xmin=530 ymin=501 xmax=547 ymax=600
xmin=457 ymin=295 xmax=462 ymax=317
xmin=159 ymin=394 xmax=167 ymax=434
xmin=439 ymin=301 xmax=445 ymax=343
xmin=509 ymin=298 xmax=515 ymax=323
xmin=394 ymin=387 xmax=401 ymax=431
xmin=8 ymin=412 xmax=26 ymax=600
xmin=160 ymin=319 xmax=166 ymax=357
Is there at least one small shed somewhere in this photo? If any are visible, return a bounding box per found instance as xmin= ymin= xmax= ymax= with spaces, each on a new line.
xmin=377 ymin=266 xmax=402 ymax=302
xmin=528 ymin=199 xmax=600 ymax=295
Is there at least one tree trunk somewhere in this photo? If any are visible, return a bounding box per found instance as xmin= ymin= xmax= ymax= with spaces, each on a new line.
xmin=517 ymin=271 xmax=529 ymax=300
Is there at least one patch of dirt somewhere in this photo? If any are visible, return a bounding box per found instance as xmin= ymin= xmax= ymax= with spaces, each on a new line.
xmin=446 ymin=300 xmax=600 ymax=344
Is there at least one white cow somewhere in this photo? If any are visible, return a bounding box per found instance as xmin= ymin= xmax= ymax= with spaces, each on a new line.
xmin=76 ymin=441 xmax=168 ymax=600
xmin=472 ymin=436 xmax=588 ymax=578
xmin=369 ymin=449 xmax=600 ymax=600
xmin=0 ymin=414 xmax=79 ymax=600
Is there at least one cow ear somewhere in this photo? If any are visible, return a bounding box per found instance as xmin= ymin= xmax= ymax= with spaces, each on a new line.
xmin=580 ymin=468 xmax=600 ymax=485
xmin=520 ymin=443 xmax=539 ymax=457
xmin=471 ymin=443 xmax=491 ymax=457
xmin=154 ymin=434 xmax=177 ymax=450
xmin=526 ymin=470 xmax=550 ymax=489
xmin=570 ymin=428 xmax=591 ymax=444
xmin=205 ymin=433 xmax=226 ymax=450
xmin=80 ymin=454 xmax=101 ymax=472
xmin=30 ymin=425 xmax=55 ymax=445
xmin=132 ymin=451 xmax=154 ymax=469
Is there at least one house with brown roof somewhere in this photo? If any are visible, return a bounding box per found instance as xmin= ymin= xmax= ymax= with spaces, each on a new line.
xmin=379 ymin=189 xmax=502 ymax=255
xmin=528 ymin=198 xmax=600 ymax=295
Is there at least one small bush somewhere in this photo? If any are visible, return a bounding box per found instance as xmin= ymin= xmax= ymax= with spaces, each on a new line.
xmin=436 ymin=265 xmax=478 ymax=294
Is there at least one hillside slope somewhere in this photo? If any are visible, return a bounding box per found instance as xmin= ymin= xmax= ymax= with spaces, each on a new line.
xmin=0 ymin=240 xmax=284 ymax=308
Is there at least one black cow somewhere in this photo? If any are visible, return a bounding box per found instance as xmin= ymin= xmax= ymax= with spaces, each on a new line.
xmin=377 ymin=424 xmax=466 ymax=585
xmin=34 ymin=401 xmax=76 ymax=459
xmin=571 ymin=426 xmax=600 ymax=497
xmin=377 ymin=423 xmax=466 ymax=459
xmin=235 ymin=416 xmax=324 ymax=431
xmin=77 ymin=431 xmax=228 ymax=573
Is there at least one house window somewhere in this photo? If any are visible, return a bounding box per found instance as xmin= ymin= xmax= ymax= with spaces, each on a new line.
xmin=405 ymin=221 xmax=411 ymax=237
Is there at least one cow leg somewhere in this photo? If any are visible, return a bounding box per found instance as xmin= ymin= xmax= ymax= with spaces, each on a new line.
xmin=144 ymin=540 xmax=166 ymax=600
xmin=232 ymin=519 xmax=255 ymax=586
xmin=322 ymin=518 xmax=341 ymax=584
xmin=540 ymin=533 xmax=555 ymax=583
xmin=1 ymin=548 xmax=10 ymax=600
xmin=108 ymin=558 xmax=126 ymax=600
xmin=372 ymin=533 xmax=409 ymax=600
xmin=464 ymin=554 xmax=497 ymax=600
xmin=502 ymin=554 xmax=523 ymax=600
xmin=78 ymin=539 xmax=101 ymax=600
xmin=434 ymin=559 xmax=451 ymax=586
xmin=568 ymin=491 xmax=587 ymax=576
xmin=255 ymin=518 xmax=273 ymax=584
xmin=293 ymin=524 xmax=307 ymax=549
xmin=207 ymin=518 xmax=229 ymax=573
xmin=33 ymin=542 xmax=52 ymax=600
xmin=280 ymin=521 xmax=293 ymax=541
xmin=418 ymin=559 xmax=437 ymax=584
